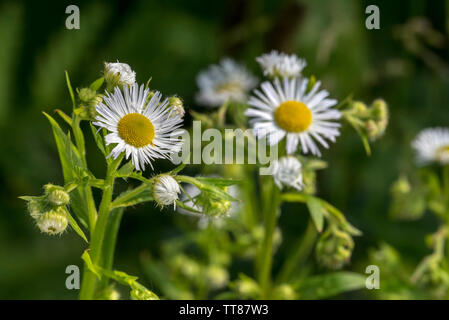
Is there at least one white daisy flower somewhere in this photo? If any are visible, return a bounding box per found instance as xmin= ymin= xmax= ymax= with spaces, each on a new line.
xmin=256 ymin=50 xmax=306 ymax=78
xmin=93 ymin=83 xmax=184 ymax=171
xmin=153 ymin=175 xmax=181 ymax=208
xmin=245 ymin=77 xmax=341 ymax=156
xmin=104 ymin=61 xmax=136 ymax=86
xmin=270 ymin=156 xmax=304 ymax=191
xmin=196 ymin=58 xmax=257 ymax=107
xmin=412 ymin=127 xmax=449 ymax=165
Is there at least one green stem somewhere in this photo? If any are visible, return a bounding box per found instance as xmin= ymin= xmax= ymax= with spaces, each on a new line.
xmin=276 ymin=219 xmax=317 ymax=283
xmin=257 ymin=178 xmax=281 ymax=299
xmin=79 ymin=156 xmax=122 ymax=300
xmin=72 ymin=115 xmax=97 ymax=231
xmin=96 ymin=207 xmax=124 ymax=292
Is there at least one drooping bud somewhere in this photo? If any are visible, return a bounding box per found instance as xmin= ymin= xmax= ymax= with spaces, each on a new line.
xmin=168 ymin=96 xmax=185 ymax=118
xmin=104 ymin=61 xmax=136 ymax=88
xmin=36 ymin=206 xmax=69 ymax=235
xmin=27 ymin=198 xmax=46 ymax=220
xmin=316 ymin=225 xmax=354 ymax=269
xmin=95 ymin=285 xmax=121 ymax=300
xmin=152 ymin=175 xmax=181 ymax=208
xmin=44 ymin=184 xmax=70 ymax=206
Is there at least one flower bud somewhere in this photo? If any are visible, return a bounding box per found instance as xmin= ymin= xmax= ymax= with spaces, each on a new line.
xmin=78 ymin=87 xmax=97 ymax=103
xmin=351 ymin=101 xmax=368 ymax=117
xmin=206 ymin=265 xmax=229 ymax=289
xmin=273 ymin=284 xmax=297 ymax=300
xmin=234 ymin=277 xmax=259 ymax=298
xmin=27 ymin=198 xmax=46 ymax=219
xmin=168 ymin=96 xmax=185 ymax=118
xmin=44 ymin=184 xmax=70 ymax=206
xmin=36 ymin=206 xmax=69 ymax=235
xmin=316 ymin=226 xmax=354 ymax=269
xmin=104 ymin=61 xmax=136 ymax=88
xmin=153 ymin=175 xmax=181 ymax=208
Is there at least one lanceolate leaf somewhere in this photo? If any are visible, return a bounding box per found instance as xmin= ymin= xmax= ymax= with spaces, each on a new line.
xmin=306 ymin=195 xmax=324 ymax=232
xmin=89 ymin=77 xmax=104 ymax=91
xmin=90 ymin=122 xmax=107 ymax=156
xmin=43 ymin=112 xmax=89 ymax=225
xmin=297 ymin=272 xmax=366 ymax=299
xmin=66 ymin=209 xmax=88 ymax=243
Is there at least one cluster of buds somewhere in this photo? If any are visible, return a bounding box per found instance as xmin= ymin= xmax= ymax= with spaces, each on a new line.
xmin=411 ymin=228 xmax=449 ymax=294
xmin=389 ymin=175 xmax=426 ymax=220
xmin=193 ymin=187 xmax=232 ymax=218
xmin=344 ymin=99 xmax=389 ymax=142
xmin=236 ymin=225 xmax=282 ymax=258
xmin=316 ymin=224 xmax=355 ymax=270
xmin=23 ymin=184 xmax=71 ymax=236
xmin=77 ymin=87 xmax=103 ymax=119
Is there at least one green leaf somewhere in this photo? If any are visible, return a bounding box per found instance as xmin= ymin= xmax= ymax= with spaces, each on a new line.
xmin=89 ymin=77 xmax=104 ymax=91
xmin=115 ymin=161 xmax=135 ymax=177
xmin=111 ymin=185 xmax=153 ymax=209
xmin=297 ymin=272 xmax=366 ymax=299
xmin=65 ymin=71 xmax=76 ymax=108
xmin=306 ymin=196 xmax=324 ymax=232
xmin=81 ymin=250 xmax=101 ymax=279
xmin=66 ymin=210 xmax=88 ymax=243
xmin=90 ymin=122 xmax=107 ymax=156
xmin=55 ymin=109 xmax=72 ymax=126
xmin=43 ymin=112 xmax=89 ymax=224
xmin=195 ymin=177 xmax=240 ymax=187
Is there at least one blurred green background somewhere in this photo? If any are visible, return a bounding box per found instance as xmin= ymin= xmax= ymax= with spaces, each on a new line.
xmin=1 ymin=0 xmax=448 ymax=299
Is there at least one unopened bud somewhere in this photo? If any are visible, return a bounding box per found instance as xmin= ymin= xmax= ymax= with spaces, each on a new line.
xmin=104 ymin=61 xmax=136 ymax=88
xmin=44 ymin=184 xmax=70 ymax=206
xmin=168 ymin=96 xmax=185 ymax=118
xmin=36 ymin=206 xmax=69 ymax=235
xmin=316 ymin=226 xmax=354 ymax=269
xmin=152 ymin=175 xmax=181 ymax=208
xmin=206 ymin=265 xmax=229 ymax=289
xmin=27 ymin=198 xmax=46 ymax=219
xmin=273 ymin=284 xmax=296 ymax=300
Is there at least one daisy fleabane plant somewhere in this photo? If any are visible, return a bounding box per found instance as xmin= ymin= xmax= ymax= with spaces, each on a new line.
xmin=245 ymin=76 xmax=341 ymax=156
xmin=19 ymin=62 xmax=237 ymax=301
xmin=93 ymin=83 xmax=184 ymax=170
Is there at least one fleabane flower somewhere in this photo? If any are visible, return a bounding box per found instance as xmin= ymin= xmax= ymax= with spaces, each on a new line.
xmin=153 ymin=175 xmax=181 ymax=208
xmin=245 ymin=77 xmax=341 ymax=156
xmin=196 ymin=58 xmax=257 ymax=107
xmin=270 ymin=156 xmax=304 ymax=191
xmin=256 ymin=50 xmax=306 ymax=78
xmin=104 ymin=61 xmax=136 ymax=86
xmin=412 ymin=127 xmax=449 ymax=165
xmin=93 ymin=83 xmax=184 ymax=171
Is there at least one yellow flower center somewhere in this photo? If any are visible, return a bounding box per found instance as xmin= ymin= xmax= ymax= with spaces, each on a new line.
xmin=117 ymin=113 xmax=155 ymax=148
xmin=436 ymin=145 xmax=449 ymax=161
xmin=274 ymin=100 xmax=312 ymax=133
xmin=216 ymin=81 xmax=241 ymax=93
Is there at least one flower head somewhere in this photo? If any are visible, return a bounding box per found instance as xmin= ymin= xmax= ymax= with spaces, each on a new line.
xmin=153 ymin=175 xmax=181 ymax=208
xmin=245 ymin=77 xmax=341 ymax=156
xmin=256 ymin=50 xmax=306 ymax=78
xmin=270 ymin=156 xmax=304 ymax=191
xmin=44 ymin=184 xmax=70 ymax=206
xmin=196 ymin=58 xmax=257 ymax=107
xmin=36 ymin=207 xmax=69 ymax=235
xmin=412 ymin=128 xmax=449 ymax=165
xmin=93 ymin=83 xmax=184 ymax=171
xmin=104 ymin=61 xmax=136 ymax=86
